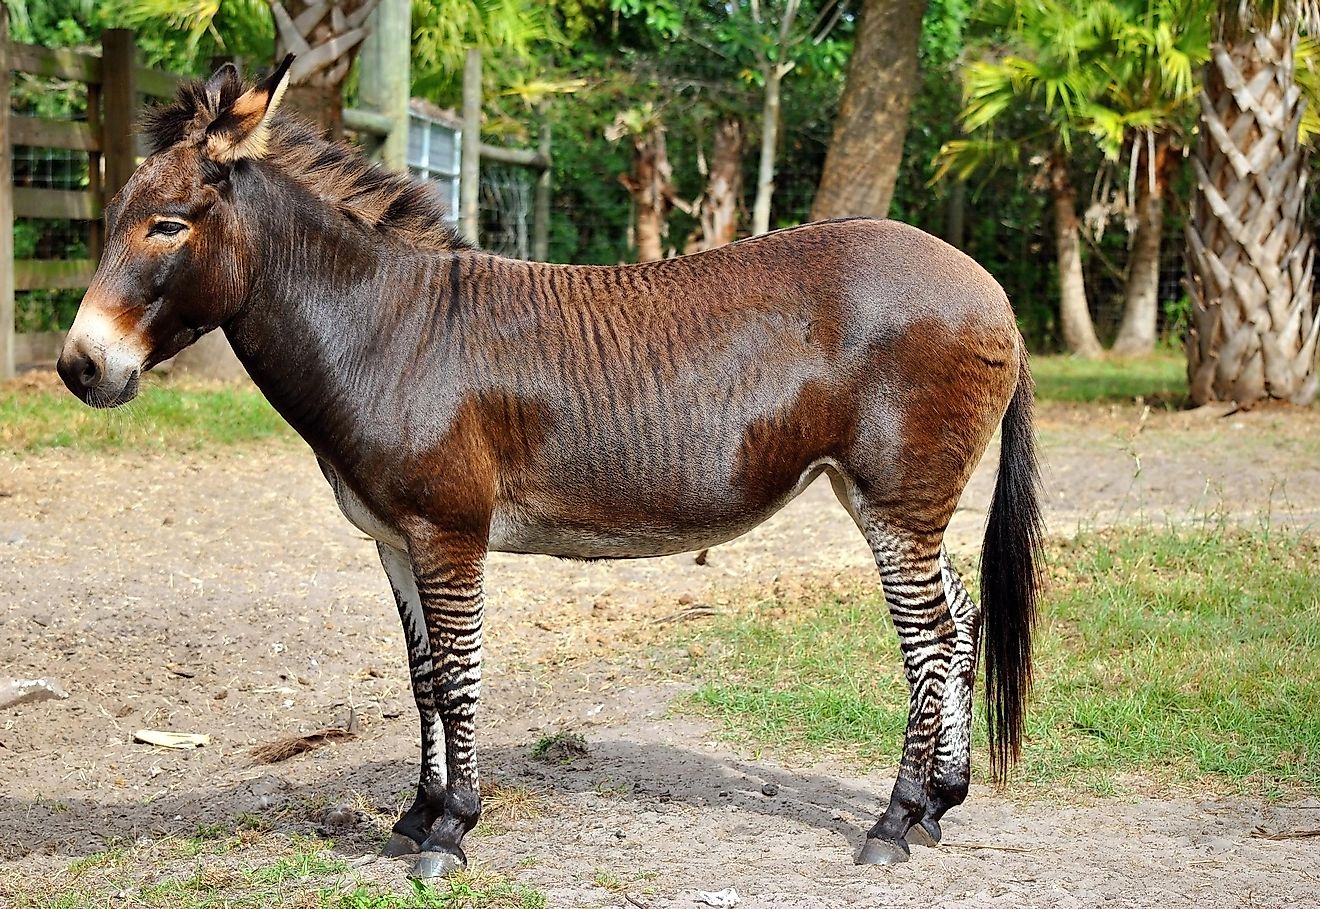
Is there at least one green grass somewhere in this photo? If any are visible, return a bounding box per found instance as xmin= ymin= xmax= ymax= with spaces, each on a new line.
xmin=0 ymin=834 xmax=546 ymax=909
xmin=683 ymin=525 xmax=1320 ymax=797
xmin=0 ymin=377 xmax=290 ymax=453
xmin=1030 ymin=351 xmax=1186 ymax=404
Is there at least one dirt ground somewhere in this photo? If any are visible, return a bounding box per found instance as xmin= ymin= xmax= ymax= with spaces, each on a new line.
xmin=1 ymin=401 xmax=1318 ymax=907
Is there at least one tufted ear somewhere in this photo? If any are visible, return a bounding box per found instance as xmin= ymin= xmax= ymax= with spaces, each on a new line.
xmin=205 ymin=55 xmax=295 ymax=163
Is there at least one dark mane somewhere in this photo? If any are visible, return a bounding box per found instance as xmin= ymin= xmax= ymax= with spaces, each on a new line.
xmin=141 ymin=77 xmax=473 ymax=253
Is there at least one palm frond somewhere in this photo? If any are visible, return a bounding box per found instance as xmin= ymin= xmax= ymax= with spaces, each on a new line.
xmin=931 ymin=136 xmax=1024 ymax=183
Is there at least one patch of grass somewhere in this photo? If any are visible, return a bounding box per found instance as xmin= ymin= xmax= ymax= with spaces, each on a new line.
xmin=64 ymin=846 xmax=129 ymax=877
xmin=336 ymin=871 xmax=547 ymax=909
xmin=0 ymin=376 xmax=290 ymax=453
xmin=592 ymin=869 xmax=626 ymax=893
xmin=194 ymin=822 xmax=230 ymax=841
xmin=236 ymin=811 xmax=274 ymax=833
xmin=1030 ymin=351 xmax=1186 ymax=404
xmin=247 ymin=836 xmax=351 ymax=884
xmin=528 ymin=731 xmax=588 ymax=765
xmin=3 ymin=832 xmax=546 ymax=909
xmin=683 ymin=526 xmax=1320 ymax=796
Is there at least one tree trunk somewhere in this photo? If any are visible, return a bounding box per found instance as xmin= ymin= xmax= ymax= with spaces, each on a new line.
xmin=1112 ymin=135 xmax=1175 ymax=357
xmin=752 ymin=65 xmax=784 ymax=235
xmin=810 ymin=0 xmax=929 ymax=219
xmin=1051 ymin=155 xmax=1104 ymax=359
xmin=1185 ymin=20 xmax=1318 ymax=405
xmin=285 ymin=83 xmax=344 ymax=140
xmin=618 ymin=121 xmax=675 ymax=262
xmin=271 ymin=0 xmax=380 ymax=140
xmin=686 ymin=116 xmax=744 ymax=253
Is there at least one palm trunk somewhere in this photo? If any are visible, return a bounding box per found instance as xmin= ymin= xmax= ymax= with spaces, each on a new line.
xmin=286 ymin=83 xmax=344 ymax=140
xmin=271 ymin=0 xmax=379 ymax=140
xmin=1185 ymin=19 xmax=1318 ymax=405
xmin=1113 ymin=136 xmax=1174 ymax=356
xmin=1050 ymin=154 xmax=1104 ymax=358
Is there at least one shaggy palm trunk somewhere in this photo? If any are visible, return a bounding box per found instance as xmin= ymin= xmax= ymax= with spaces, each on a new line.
xmin=1050 ymin=154 xmax=1104 ymax=358
xmin=687 ymin=117 xmax=744 ymax=253
xmin=1113 ymin=137 xmax=1175 ymax=356
xmin=271 ymin=0 xmax=380 ymax=140
xmin=1185 ymin=18 xmax=1319 ymax=405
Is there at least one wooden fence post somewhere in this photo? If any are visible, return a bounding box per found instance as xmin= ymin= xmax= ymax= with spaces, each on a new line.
xmin=86 ymin=78 xmax=103 ymax=261
xmin=0 ymin=13 xmax=15 ymax=379
xmin=359 ymin=0 xmax=411 ymax=172
xmin=460 ymin=48 xmax=481 ymax=246
xmin=101 ymin=29 xmax=137 ymax=202
xmin=532 ymin=110 xmax=551 ymax=262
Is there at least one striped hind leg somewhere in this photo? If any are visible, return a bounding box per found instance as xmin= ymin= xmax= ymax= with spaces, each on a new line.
xmin=907 ymin=547 xmax=982 ymax=846
xmin=376 ymin=543 xmax=448 ymax=857
xmin=408 ymin=531 xmax=487 ymax=881
xmin=856 ymin=526 xmax=958 ymax=865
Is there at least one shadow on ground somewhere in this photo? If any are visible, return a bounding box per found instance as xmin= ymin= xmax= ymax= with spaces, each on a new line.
xmin=0 ymin=739 xmax=887 ymax=863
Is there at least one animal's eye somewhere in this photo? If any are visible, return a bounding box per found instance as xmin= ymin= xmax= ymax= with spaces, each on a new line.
xmin=148 ymin=220 xmax=188 ymax=238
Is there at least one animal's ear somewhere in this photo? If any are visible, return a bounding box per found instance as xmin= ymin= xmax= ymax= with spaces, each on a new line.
xmin=205 ymin=55 xmax=295 ymax=163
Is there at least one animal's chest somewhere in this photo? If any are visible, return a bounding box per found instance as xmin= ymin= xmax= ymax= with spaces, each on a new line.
xmin=319 ymin=460 xmax=407 ymax=551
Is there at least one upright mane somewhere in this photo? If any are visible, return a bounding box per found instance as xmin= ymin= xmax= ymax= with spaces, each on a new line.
xmin=142 ymin=75 xmax=472 ymax=253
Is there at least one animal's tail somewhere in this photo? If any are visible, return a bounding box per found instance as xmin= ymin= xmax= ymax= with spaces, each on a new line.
xmin=981 ymin=342 xmax=1044 ymax=782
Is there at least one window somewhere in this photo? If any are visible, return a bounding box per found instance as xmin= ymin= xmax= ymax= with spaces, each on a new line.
xmin=407 ymin=112 xmax=460 ymax=224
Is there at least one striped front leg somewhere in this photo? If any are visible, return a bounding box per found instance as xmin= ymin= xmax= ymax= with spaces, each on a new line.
xmin=409 ymin=531 xmax=487 ymax=881
xmin=857 ymin=527 xmax=957 ymax=865
xmin=376 ymin=543 xmax=447 ymax=857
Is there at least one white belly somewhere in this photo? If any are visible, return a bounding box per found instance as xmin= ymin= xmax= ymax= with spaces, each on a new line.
xmin=320 ymin=459 xmax=835 ymax=560
xmin=321 ymin=462 xmax=408 ymax=551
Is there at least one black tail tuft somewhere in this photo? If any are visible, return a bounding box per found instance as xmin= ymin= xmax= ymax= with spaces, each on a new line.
xmin=980 ymin=345 xmax=1044 ymax=782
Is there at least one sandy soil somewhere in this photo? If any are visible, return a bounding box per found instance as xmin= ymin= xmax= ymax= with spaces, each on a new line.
xmin=1 ymin=402 xmax=1318 ymax=907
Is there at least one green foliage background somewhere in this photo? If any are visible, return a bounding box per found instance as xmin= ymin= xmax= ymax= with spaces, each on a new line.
xmin=4 ymin=0 xmax=1287 ymax=352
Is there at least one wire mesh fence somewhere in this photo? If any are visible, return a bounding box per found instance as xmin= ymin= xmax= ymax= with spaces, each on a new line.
xmin=1083 ymin=220 xmax=1189 ymax=348
xmin=478 ymin=164 xmax=533 ymax=260
xmin=12 ymin=114 xmax=94 ymax=333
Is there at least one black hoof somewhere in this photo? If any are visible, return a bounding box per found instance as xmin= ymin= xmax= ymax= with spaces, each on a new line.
xmin=382 ymin=832 xmax=421 ymax=857
xmin=905 ymin=817 xmax=941 ymax=848
xmin=412 ymin=849 xmax=466 ymax=881
xmin=856 ymin=837 xmax=910 ymax=865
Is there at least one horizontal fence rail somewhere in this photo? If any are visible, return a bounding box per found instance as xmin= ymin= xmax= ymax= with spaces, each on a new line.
xmin=0 ymin=26 xmax=188 ymax=378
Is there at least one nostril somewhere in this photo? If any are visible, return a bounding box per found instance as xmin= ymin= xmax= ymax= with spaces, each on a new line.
xmin=78 ymin=357 xmax=100 ymax=388
xmin=57 ymin=348 xmax=103 ymax=395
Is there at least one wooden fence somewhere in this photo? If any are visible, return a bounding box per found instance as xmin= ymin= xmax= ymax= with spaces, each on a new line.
xmin=0 ymin=23 xmax=186 ymax=378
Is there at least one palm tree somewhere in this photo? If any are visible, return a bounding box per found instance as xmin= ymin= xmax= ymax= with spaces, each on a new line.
xmin=812 ymin=0 xmax=928 ymax=220
xmin=117 ymin=0 xmax=378 ymax=136
xmin=940 ymin=0 xmax=1214 ymax=359
xmin=936 ymin=0 xmax=1113 ymax=358
xmin=1185 ymin=1 xmax=1318 ymax=405
xmin=1095 ymin=0 xmax=1211 ymax=355
xmin=272 ymin=0 xmax=380 ymax=137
